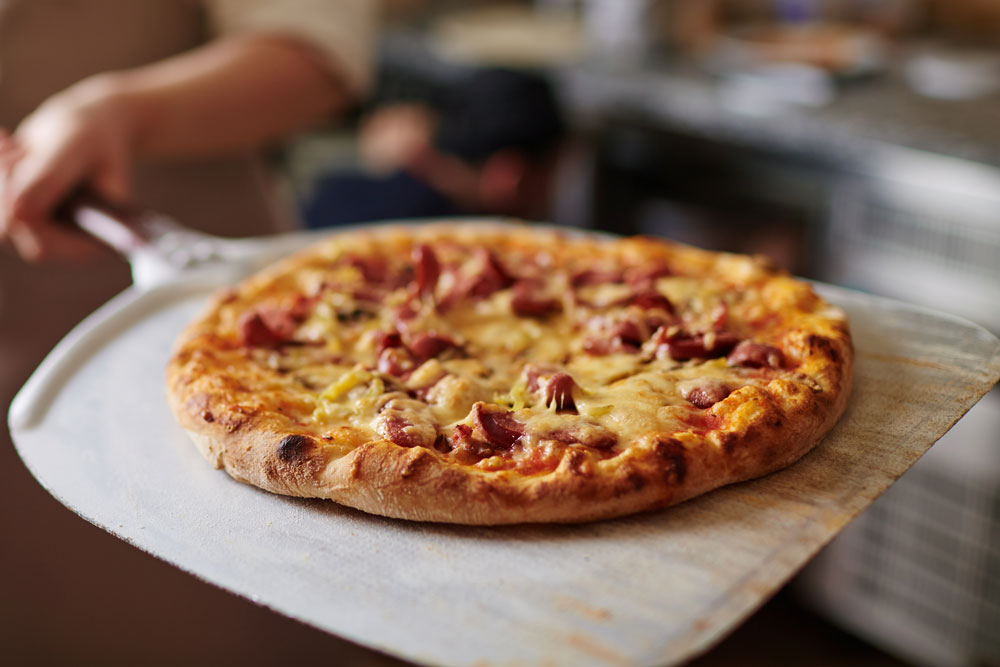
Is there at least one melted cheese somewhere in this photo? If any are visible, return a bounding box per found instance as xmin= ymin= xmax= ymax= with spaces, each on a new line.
xmin=211 ymin=232 xmax=810 ymax=466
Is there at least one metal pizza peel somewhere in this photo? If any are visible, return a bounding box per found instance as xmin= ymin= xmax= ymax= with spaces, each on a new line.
xmin=8 ymin=210 xmax=1000 ymax=666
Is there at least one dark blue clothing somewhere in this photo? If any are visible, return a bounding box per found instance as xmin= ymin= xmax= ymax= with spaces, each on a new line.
xmin=302 ymin=170 xmax=461 ymax=229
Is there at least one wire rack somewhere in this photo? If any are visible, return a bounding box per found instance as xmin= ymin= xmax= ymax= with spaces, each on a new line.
xmin=802 ymin=147 xmax=1000 ymax=667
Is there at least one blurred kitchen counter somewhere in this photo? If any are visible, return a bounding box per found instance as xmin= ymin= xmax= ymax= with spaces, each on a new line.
xmin=380 ymin=29 xmax=1000 ymax=171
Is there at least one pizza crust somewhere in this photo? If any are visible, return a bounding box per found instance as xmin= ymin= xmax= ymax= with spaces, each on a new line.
xmin=166 ymin=222 xmax=853 ymax=524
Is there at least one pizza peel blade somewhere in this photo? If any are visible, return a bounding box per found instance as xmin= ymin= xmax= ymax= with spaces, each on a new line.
xmin=8 ymin=219 xmax=1000 ymax=666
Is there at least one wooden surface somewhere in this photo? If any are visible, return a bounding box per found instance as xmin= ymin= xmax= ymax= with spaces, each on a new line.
xmin=9 ymin=279 xmax=1000 ymax=666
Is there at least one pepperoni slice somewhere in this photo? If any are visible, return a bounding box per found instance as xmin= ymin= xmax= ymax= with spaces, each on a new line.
xmin=377 ymin=414 xmax=432 ymax=448
xmin=408 ymin=332 xmax=459 ymax=362
xmin=511 ymin=280 xmax=562 ymax=317
xmin=344 ymin=254 xmax=388 ymax=284
xmin=544 ymin=372 xmax=579 ymax=412
xmin=375 ymin=331 xmax=404 ymax=355
xmin=662 ymin=331 xmax=740 ymax=361
xmin=467 ymin=249 xmax=514 ymax=298
xmin=570 ymin=268 xmax=624 ymax=287
xmin=378 ymin=347 xmax=415 ymax=378
xmin=685 ymin=384 xmax=731 ymax=408
xmin=523 ymin=364 xmax=559 ymax=391
xmin=237 ymin=298 xmax=314 ymax=347
xmin=629 ymin=290 xmax=674 ymax=313
xmin=583 ymin=319 xmax=646 ymax=355
xmin=728 ymin=341 xmax=784 ymax=369
xmin=472 ymin=404 xmax=524 ymax=450
xmin=343 ymin=254 xmax=411 ymax=289
xmin=412 ymin=244 xmax=441 ymax=298
xmin=624 ymin=263 xmax=672 ymax=286
xmin=238 ymin=312 xmax=287 ymax=347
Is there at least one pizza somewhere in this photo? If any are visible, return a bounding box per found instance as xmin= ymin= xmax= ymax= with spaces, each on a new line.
xmin=166 ymin=223 xmax=852 ymax=524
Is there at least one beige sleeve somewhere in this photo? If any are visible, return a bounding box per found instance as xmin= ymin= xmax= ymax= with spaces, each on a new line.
xmin=206 ymin=0 xmax=378 ymax=95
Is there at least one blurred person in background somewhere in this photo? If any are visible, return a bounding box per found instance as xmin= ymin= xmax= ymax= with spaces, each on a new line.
xmin=303 ymin=68 xmax=566 ymax=227
xmin=0 ymin=0 xmax=379 ymax=662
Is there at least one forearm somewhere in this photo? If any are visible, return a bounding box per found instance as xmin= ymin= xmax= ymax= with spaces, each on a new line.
xmin=1 ymin=33 xmax=353 ymax=261
xmin=86 ymin=34 xmax=350 ymax=160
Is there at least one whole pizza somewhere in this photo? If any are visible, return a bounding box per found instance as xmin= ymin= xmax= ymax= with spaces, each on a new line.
xmin=166 ymin=223 xmax=852 ymax=524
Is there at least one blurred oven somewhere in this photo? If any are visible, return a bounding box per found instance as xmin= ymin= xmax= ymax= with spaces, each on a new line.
xmin=591 ymin=126 xmax=1000 ymax=666
xmin=800 ymin=144 xmax=1000 ymax=667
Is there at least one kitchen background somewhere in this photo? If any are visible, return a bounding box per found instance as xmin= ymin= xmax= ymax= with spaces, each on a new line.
xmin=2 ymin=0 xmax=998 ymax=665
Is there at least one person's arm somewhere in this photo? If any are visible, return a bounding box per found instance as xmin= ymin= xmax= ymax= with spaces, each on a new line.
xmin=0 ymin=34 xmax=352 ymax=261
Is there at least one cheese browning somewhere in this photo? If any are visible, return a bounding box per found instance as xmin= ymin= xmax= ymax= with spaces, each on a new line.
xmin=172 ymin=227 xmax=841 ymax=478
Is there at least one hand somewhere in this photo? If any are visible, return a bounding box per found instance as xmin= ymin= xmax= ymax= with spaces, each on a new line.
xmin=358 ymin=104 xmax=436 ymax=176
xmin=0 ymin=77 xmax=134 ymax=262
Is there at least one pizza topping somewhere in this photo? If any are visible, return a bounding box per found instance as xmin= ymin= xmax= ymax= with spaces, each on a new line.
xmin=378 ymin=347 xmax=416 ymax=378
xmin=472 ymin=403 xmax=524 ymax=449
xmin=544 ymin=372 xmax=579 ymax=412
xmin=727 ymin=340 xmax=784 ymax=369
xmin=412 ymin=243 xmax=441 ymax=298
xmin=711 ymin=302 xmax=729 ymax=330
xmin=393 ymin=301 xmax=419 ymax=322
xmin=571 ymin=268 xmax=624 ymax=287
xmin=511 ymin=279 xmax=563 ymax=317
xmin=523 ymin=364 xmax=559 ymax=391
xmin=343 ymin=254 xmax=412 ymax=289
xmin=624 ymin=262 xmax=672 ymax=286
xmin=351 ymin=286 xmax=384 ymax=304
xmin=373 ymin=329 xmax=460 ymax=378
xmin=237 ymin=294 xmax=317 ymax=347
xmin=374 ymin=330 xmax=414 ymax=377
xmin=374 ymin=398 xmax=438 ymax=448
xmin=408 ymin=332 xmax=460 ymax=362
xmin=583 ymin=318 xmax=647 ymax=355
xmin=405 ymin=358 xmax=448 ymax=390
xmin=657 ymin=330 xmax=741 ymax=361
xmin=344 ymin=254 xmax=388 ymax=284
xmin=376 ymin=331 xmax=404 ymax=355
xmin=316 ymin=368 xmax=375 ymax=403
xmin=542 ymin=423 xmax=617 ymax=449
xmin=239 ymin=311 xmax=289 ymax=347
xmin=627 ymin=290 xmax=675 ymax=313
xmin=448 ymin=423 xmax=495 ymax=460
xmin=467 ymin=248 xmax=515 ymax=299
xmin=682 ymin=381 xmax=732 ymax=408
xmin=435 ymin=248 xmax=515 ymax=310
xmin=424 ymin=373 xmax=490 ymax=423
xmin=169 ymin=226 xmax=854 ymax=523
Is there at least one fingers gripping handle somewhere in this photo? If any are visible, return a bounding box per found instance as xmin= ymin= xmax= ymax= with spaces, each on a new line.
xmin=58 ymin=190 xmax=149 ymax=257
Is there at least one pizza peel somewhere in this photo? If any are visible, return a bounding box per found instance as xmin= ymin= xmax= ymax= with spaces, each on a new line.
xmin=8 ymin=209 xmax=1000 ymax=666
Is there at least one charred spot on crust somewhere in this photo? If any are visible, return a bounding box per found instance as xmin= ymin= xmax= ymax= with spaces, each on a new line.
xmin=805 ymin=334 xmax=839 ymax=361
xmin=718 ymin=430 xmax=741 ymax=455
xmin=611 ymin=465 xmax=648 ymax=496
xmin=654 ymin=437 xmax=687 ymax=485
xmin=625 ymin=471 xmax=646 ymax=492
xmin=277 ymin=434 xmax=315 ymax=463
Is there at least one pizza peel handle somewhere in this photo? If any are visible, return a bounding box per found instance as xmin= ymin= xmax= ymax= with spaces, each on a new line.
xmin=59 ymin=190 xmax=298 ymax=289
